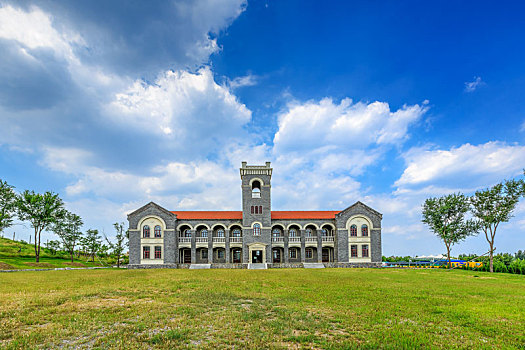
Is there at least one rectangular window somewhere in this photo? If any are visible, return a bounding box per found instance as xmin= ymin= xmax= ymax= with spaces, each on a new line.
xmin=201 ymin=249 xmax=208 ymax=259
xmin=362 ymin=245 xmax=369 ymax=258
xmin=218 ymin=250 xmax=225 ymax=259
xmin=143 ymin=246 xmax=150 ymax=259
xmin=289 ymin=249 xmax=297 ymax=259
xmin=351 ymin=245 xmax=358 ymax=258
xmin=259 ymin=206 xmax=262 ymax=214
xmin=251 ymin=206 xmax=254 ymax=214
xmin=305 ymin=248 xmax=313 ymax=259
xmin=154 ymin=246 xmax=162 ymax=259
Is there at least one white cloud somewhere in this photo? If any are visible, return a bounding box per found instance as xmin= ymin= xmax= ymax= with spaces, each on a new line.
xmin=228 ymin=74 xmax=258 ymax=89
xmin=396 ymin=142 xmax=525 ymax=187
xmin=273 ymin=98 xmax=428 ymax=153
xmin=0 ymin=5 xmax=85 ymax=62
xmin=464 ymin=76 xmax=485 ymax=92
xmin=107 ymin=68 xmax=251 ymax=154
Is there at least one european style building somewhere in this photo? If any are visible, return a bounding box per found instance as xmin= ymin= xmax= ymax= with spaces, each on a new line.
xmin=127 ymin=162 xmax=382 ymax=268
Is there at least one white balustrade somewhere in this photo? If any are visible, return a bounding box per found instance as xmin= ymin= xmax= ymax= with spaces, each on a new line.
xmin=196 ymin=237 xmax=208 ymax=243
xmin=305 ymin=237 xmax=317 ymax=243
xmin=213 ymin=237 xmax=226 ymax=243
xmin=289 ymin=237 xmax=301 ymax=243
xmin=272 ymin=237 xmax=284 ymax=243
xmin=230 ymin=237 xmax=243 ymax=243
xmin=179 ymin=237 xmax=191 ymax=243
xmin=322 ymin=236 xmax=335 ymax=242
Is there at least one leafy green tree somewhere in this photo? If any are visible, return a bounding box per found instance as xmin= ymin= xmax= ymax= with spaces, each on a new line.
xmin=422 ymin=193 xmax=479 ymax=268
xmin=45 ymin=240 xmax=61 ymax=255
xmin=53 ymin=210 xmax=83 ymax=263
xmin=470 ymin=178 xmax=525 ymax=272
xmin=104 ymin=222 xmax=128 ymax=268
xmin=0 ymin=179 xmax=17 ymax=234
xmin=16 ymin=190 xmax=64 ymax=262
xmin=83 ymin=229 xmax=102 ymax=262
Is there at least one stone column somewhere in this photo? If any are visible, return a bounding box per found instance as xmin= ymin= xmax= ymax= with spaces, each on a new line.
xmin=284 ymin=229 xmax=289 ymax=264
xmin=317 ymin=229 xmax=323 ymax=263
xmin=333 ymin=227 xmax=338 ymax=263
xmin=225 ymin=229 xmax=231 ymax=263
xmin=208 ymin=231 xmax=213 ymax=264
xmin=300 ymin=230 xmax=306 ymax=263
xmin=190 ymin=230 xmax=196 ymax=264
xmin=174 ymin=229 xmax=179 ymax=264
xmin=164 ymin=229 xmax=176 ymax=264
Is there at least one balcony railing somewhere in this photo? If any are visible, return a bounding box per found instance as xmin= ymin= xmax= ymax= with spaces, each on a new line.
xmin=322 ymin=236 xmax=335 ymax=242
xmin=213 ymin=237 xmax=226 ymax=243
xmin=289 ymin=237 xmax=301 ymax=243
xmin=305 ymin=237 xmax=317 ymax=243
xmin=230 ymin=237 xmax=243 ymax=243
xmin=272 ymin=237 xmax=284 ymax=243
xmin=196 ymin=237 xmax=208 ymax=243
xmin=179 ymin=237 xmax=191 ymax=243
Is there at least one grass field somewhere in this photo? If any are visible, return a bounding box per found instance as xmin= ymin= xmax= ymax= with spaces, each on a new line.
xmin=0 ymin=237 xmax=107 ymax=270
xmin=0 ymin=268 xmax=524 ymax=349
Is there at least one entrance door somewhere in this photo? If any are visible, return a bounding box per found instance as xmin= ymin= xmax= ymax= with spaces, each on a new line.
xmin=252 ymin=250 xmax=263 ymax=263
xmin=272 ymin=249 xmax=281 ymax=263
xmin=322 ymin=248 xmax=329 ymax=262
xmin=182 ymin=249 xmax=191 ymax=263
xmin=232 ymin=249 xmax=241 ymax=263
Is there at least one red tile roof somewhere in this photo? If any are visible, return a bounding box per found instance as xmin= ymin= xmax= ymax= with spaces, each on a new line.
xmin=170 ymin=210 xmax=340 ymax=220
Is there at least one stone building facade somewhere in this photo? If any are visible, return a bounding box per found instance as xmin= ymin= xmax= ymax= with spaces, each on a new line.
xmin=127 ymin=162 xmax=382 ymax=268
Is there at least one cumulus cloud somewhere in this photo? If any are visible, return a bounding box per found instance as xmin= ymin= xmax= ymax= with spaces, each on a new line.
xmin=464 ymin=76 xmax=485 ymax=92
xmin=396 ymin=142 xmax=525 ymax=188
xmin=273 ymin=98 xmax=428 ymax=153
xmin=228 ymin=74 xmax=258 ymax=89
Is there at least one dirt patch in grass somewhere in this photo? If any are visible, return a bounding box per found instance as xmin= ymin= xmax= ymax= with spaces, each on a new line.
xmin=63 ymin=262 xmax=86 ymax=267
xmin=24 ymin=262 xmax=55 ymax=268
xmin=0 ymin=262 xmax=15 ymax=270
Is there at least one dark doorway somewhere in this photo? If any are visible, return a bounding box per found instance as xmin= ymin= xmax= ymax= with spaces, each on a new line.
xmin=232 ymin=248 xmax=242 ymax=263
xmin=252 ymin=250 xmax=263 ymax=263
xmin=322 ymin=248 xmax=330 ymax=262
xmin=181 ymin=249 xmax=191 ymax=263
xmin=272 ymin=249 xmax=281 ymax=263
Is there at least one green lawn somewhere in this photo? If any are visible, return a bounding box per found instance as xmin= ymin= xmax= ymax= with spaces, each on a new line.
xmin=0 ymin=268 xmax=523 ymax=349
xmin=0 ymin=237 xmax=107 ymax=270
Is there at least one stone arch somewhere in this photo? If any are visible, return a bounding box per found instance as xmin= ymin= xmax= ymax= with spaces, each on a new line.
xmin=138 ymin=215 xmax=167 ymax=231
xmin=286 ymin=223 xmax=303 ymax=230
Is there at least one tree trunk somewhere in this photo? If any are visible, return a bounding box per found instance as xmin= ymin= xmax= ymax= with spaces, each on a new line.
xmin=34 ymin=229 xmax=39 ymax=263
xmin=489 ymin=241 xmax=494 ymax=273
xmin=446 ymin=244 xmax=451 ymax=269
xmin=116 ymin=254 xmax=120 ymax=268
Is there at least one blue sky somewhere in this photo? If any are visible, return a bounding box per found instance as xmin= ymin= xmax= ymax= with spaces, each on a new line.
xmin=0 ymin=0 xmax=524 ymax=256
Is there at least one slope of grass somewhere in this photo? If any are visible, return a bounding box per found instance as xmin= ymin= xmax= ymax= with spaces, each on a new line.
xmin=0 ymin=268 xmax=523 ymax=349
xmin=0 ymin=237 xmax=107 ymax=270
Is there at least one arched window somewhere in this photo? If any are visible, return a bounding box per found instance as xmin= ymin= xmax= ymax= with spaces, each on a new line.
xmin=253 ymin=223 xmax=261 ymax=236
xmin=321 ymin=228 xmax=328 ymax=236
xmin=255 ymin=206 xmax=259 ymax=214
xmin=252 ymin=180 xmax=261 ymax=198
xmin=305 ymin=228 xmax=313 ymax=237
xmin=272 ymin=228 xmax=281 ymax=237
xmin=200 ymin=229 xmax=208 ymax=237
xmin=232 ymin=229 xmax=241 ymax=237
xmin=154 ymin=225 xmax=162 ymax=237
xmin=350 ymin=225 xmax=357 ymax=237
xmin=184 ymin=229 xmax=192 ymax=237
xmin=259 ymin=205 xmax=263 ymax=214
xmin=216 ymin=229 xmax=225 ymax=237
xmin=251 ymin=206 xmax=254 ymax=214
xmin=361 ymin=224 xmax=368 ymax=237
xmin=143 ymin=225 xmax=150 ymax=238
xmin=289 ymin=229 xmax=297 ymax=237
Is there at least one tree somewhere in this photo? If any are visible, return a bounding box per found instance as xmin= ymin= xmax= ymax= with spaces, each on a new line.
xmin=83 ymin=229 xmax=102 ymax=262
xmin=45 ymin=240 xmax=61 ymax=255
xmin=470 ymin=177 xmax=525 ymax=272
xmin=16 ymin=190 xmax=64 ymax=262
xmin=0 ymin=179 xmax=17 ymax=234
xmin=53 ymin=210 xmax=83 ymax=263
xmin=422 ymin=193 xmax=479 ymax=268
xmin=104 ymin=222 xmax=128 ymax=268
